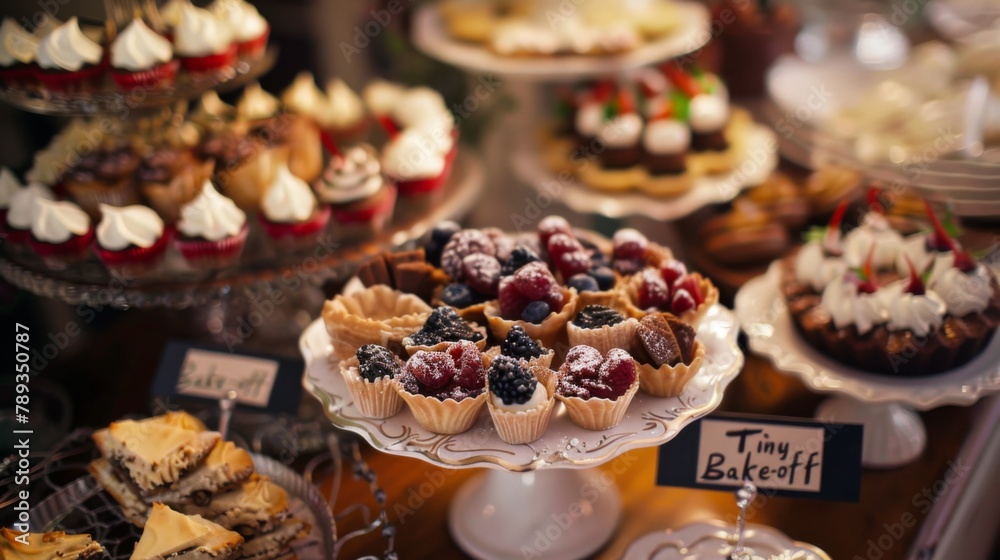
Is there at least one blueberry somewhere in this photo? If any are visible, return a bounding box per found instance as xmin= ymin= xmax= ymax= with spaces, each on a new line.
xmin=521 ymin=301 xmax=551 ymax=324
xmin=590 ymin=251 xmax=611 ymax=267
xmin=440 ymin=283 xmax=475 ymax=308
xmin=567 ymin=273 xmax=599 ymax=293
xmin=501 ymin=246 xmax=542 ymax=277
xmin=589 ymin=266 xmax=616 ymax=291
xmin=431 ymin=221 xmax=462 ymax=245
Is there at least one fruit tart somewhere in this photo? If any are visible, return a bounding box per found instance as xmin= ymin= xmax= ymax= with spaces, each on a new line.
xmin=393 ymin=340 xmax=488 ymax=434
xmin=322 ymin=284 xmax=432 ymax=360
xmin=486 ymin=355 xmax=556 ymax=444
xmin=402 ymin=306 xmax=488 ymax=354
xmin=634 ymin=314 xmax=705 ymax=397
xmin=555 ymin=345 xmax=639 ymax=430
xmin=339 ymin=344 xmax=406 ymax=419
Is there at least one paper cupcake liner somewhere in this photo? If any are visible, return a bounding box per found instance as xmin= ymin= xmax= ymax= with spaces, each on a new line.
xmin=486 ymin=366 xmax=557 ymax=444
xmin=0 ymin=64 xmax=37 ymax=85
xmin=180 ymin=45 xmax=237 ymax=73
xmin=3 ymin=226 xmax=31 ymax=245
xmin=30 ymin=229 xmax=95 ymax=269
xmin=257 ymin=205 xmax=331 ymax=249
xmin=392 ymin=171 xmax=446 ymax=197
xmin=322 ymin=285 xmax=432 ymax=360
xmin=237 ymin=27 xmax=270 ymax=56
xmin=331 ymin=184 xmax=397 ymax=225
xmin=392 ymin=382 xmax=487 ymax=434
xmin=65 ymin=178 xmax=141 ymax=219
xmin=483 ymin=346 xmax=554 ymax=370
xmin=96 ymin=227 xmax=173 ymax=276
xmin=637 ymin=341 xmax=706 ymax=398
xmin=576 ymin=287 xmax=628 ymax=309
xmin=174 ymin=224 xmax=248 ymax=269
xmin=483 ymin=288 xmax=579 ymax=349
xmin=339 ymin=356 xmax=404 ymax=419
xmin=566 ymin=317 xmax=639 ymax=356
xmin=556 ymin=375 xmax=640 ymax=431
xmin=110 ymin=59 xmax=179 ymax=90
xmin=622 ymin=272 xmax=718 ymax=328
xmin=35 ymin=62 xmax=106 ymax=92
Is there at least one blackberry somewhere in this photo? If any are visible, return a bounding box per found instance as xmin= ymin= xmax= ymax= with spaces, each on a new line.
xmin=573 ymin=305 xmax=625 ymax=329
xmin=500 ymin=325 xmax=544 ymax=360
xmin=356 ymin=344 xmax=402 ymax=382
xmin=488 ymin=355 xmax=538 ymax=406
xmin=431 ymin=221 xmax=462 ymax=244
xmin=408 ymin=307 xmax=485 ymax=347
xmin=500 ymin=246 xmax=542 ymax=277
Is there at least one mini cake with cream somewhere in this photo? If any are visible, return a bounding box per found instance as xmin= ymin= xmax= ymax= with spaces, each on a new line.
xmin=95 ymin=203 xmax=171 ymax=274
xmin=34 ymin=17 xmax=105 ymax=91
xmin=257 ymin=163 xmax=329 ymax=248
xmin=175 ymin=180 xmax=248 ymax=268
xmin=314 ymin=143 xmax=395 ymax=230
xmin=174 ymin=3 xmax=235 ymax=72
xmin=110 ymin=18 xmax=176 ymax=89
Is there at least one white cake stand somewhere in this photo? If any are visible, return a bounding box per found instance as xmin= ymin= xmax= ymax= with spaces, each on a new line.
xmin=301 ymin=304 xmax=744 ymax=559
xmin=623 ymin=520 xmax=830 ymax=560
xmin=734 ymin=263 xmax=1000 ymax=469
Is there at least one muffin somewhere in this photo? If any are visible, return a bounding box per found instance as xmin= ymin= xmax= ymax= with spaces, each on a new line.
xmin=174 ymin=3 xmax=235 ymax=72
xmin=109 ymin=18 xmax=176 ymax=89
xmin=393 ymin=341 xmax=488 ymax=434
xmin=29 ymin=198 xmax=94 ymax=268
xmin=339 ymin=344 xmax=405 ymax=419
xmin=95 ymin=203 xmax=171 ymax=276
xmin=555 ymin=346 xmax=639 ymax=430
xmin=0 ymin=167 xmax=22 ymax=226
xmin=486 ymin=356 xmax=556 ymax=444
xmin=174 ymin=180 xmax=248 ymax=268
xmin=34 ymin=17 xmax=105 ymax=92
xmin=138 ymin=144 xmax=212 ymax=224
xmin=257 ymin=163 xmax=330 ymax=250
xmin=62 ymin=140 xmax=142 ymax=218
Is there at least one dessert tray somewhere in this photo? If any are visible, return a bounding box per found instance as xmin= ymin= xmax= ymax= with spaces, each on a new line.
xmin=411 ymin=2 xmax=710 ymax=81
xmin=512 ymin=124 xmax=777 ymax=220
xmin=734 ymin=262 xmax=1000 ymax=467
xmin=623 ymin=521 xmax=831 ymax=560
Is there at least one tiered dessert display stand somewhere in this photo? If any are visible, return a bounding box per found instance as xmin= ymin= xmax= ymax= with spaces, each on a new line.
xmin=301 ymin=275 xmax=745 ymax=559
xmin=623 ymin=520 xmax=830 ymax=560
xmin=734 ymin=263 xmax=1000 ymax=469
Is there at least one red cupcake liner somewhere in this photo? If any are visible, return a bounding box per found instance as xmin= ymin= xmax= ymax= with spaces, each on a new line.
xmin=393 ymin=170 xmax=446 ymax=197
xmin=331 ymin=185 xmax=397 ymax=224
xmin=3 ymin=225 xmax=31 ymax=245
xmin=0 ymin=64 xmax=37 ymax=86
xmin=180 ymin=44 xmax=237 ymax=73
xmin=29 ymin=229 xmax=95 ymax=268
xmin=257 ymin=204 xmax=331 ymax=239
xmin=174 ymin=223 xmax=248 ymax=269
xmin=35 ymin=61 xmax=107 ymax=93
xmin=96 ymin=226 xmax=173 ymax=267
xmin=110 ymin=59 xmax=179 ymax=90
xmin=237 ymin=27 xmax=269 ymax=57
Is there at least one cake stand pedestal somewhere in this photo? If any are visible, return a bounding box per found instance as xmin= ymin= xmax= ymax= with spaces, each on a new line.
xmin=301 ymin=300 xmax=745 ymax=559
xmin=734 ymin=263 xmax=1000 ymax=469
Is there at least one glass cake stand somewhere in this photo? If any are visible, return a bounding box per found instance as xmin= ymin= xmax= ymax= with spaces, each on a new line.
xmin=734 ymin=263 xmax=1000 ymax=469
xmin=511 ymin=124 xmax=778 ymax=220
xmin=301 ymin=287 xmax=744 ymax=559
xmin=0 ymin=151 xmax=483 ymax=310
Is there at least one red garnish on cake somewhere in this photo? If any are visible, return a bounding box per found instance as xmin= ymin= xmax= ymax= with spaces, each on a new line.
xmin=661 ymin=64 xmax=701 ymax=98
xmin=592 ymin=80 xmax=615 ymax=103
xmin=319 ymin=130 xmax=341 ymax=157
xmin=903 ymin=256 xmax=926 ymax=296
xmin=867 ymin=186 xmax=885 ymax=215
xmin=378 ymin=116 xmax=400 ymax=138
xmin=854 ymin=243 xmax=878 ymax=294
xmin=924 ymin=200 xmax=976 ymax=271
xmin=615 ymin=88 xmax=636 ymax=115
xmin=823 ymin=200 xmax=848 ymax=256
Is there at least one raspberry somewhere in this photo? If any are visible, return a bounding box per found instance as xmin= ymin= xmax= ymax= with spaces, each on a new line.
xmin=673 ymin=275 xmax=704 ymax=305
xmin=613 ymin=258 xmax=643 ymax=276
xmin=500 ymin=246 xmax=542 ymax=277
xmin=562 ymin=345 xmax=602 ymax=379
xmin=546 ymin=233 xmax=584 ymax=261
xmin=543 ymin=289 xmax=566 ymax=312
xmin=580 ymin=378 xmax=616 ymax=400
xmin=356 ymin=344 xmax=402 ymax=382
xmin=513 ymin=261 xmax=559 ymax=301
xmin=462 ymin=253 xmax=501 ymax=295
xmin=448 ymin=340 xmax=485 ymax=390
xmin=613 ymin=228 xmax=648 ymax=260
xmin=499 ymin=276 xmax=531 ymax=319
xmin=557 ymin=251 xmax=592 ymax=279
xmin=671 ymin=289 xmax=696 ymax=314
xmin=637 ymin=268 xmax=670 ymax=310
xmin=599 ymin=348 xmax=636 ymax=397
xmin=405 ymin=351 xmax=455 ymax=390
xmin=660 ymin=260 xmax=687 ymax=286
xmin=483 ymin=227 xmax=514 ymax=262
xmin=500 ymin=325 xmax=544 ymax=360
xmin=440 ymin=230 xmax=496 ymax=279
xmin=573 ymin=305 xmax=625 ymax=329
xmin=538 ymin=216 xmax=572 ymax=245
xmin=488 ymin=355 xmax=538 ymax=406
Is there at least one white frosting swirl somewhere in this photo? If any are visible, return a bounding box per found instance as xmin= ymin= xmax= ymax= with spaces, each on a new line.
xmin=111 ymin=19 xmax=172 ymax=71
xmin=688 ymin=94 xmax=729 ymax=133
xmin=820 ymin=274 xmax=886 ymax=335
xmin=895 ymin=233 xmax=950 ymax=278
xmin=843 ymin=213 xmax=904 ymax=269
xmin=261 ymin=164 xmax=316 ymax=223
xmin=97 ymin=204 xmax=164 ymax=250
xmin=642 ymin=119 xmax=690 ymax=154
xmin=0 ymin=18 xmax=39 ymax=66
xmin=0 ymin=167 xmax=22 ymax=209
xmin=195 ymin=90 xmax=235 ymax=121
xmin=575 ymin=102 xmax=604 ymax=137
xmin=177 ymin=180 xmax=246 ymax=241
xmin=174 ymin=4 xmax=233 ymax=57
xmin=7 ymin=183 xmax=54 ymax=229
xmin=281 ymin=72 xmax=327 ymax=117
xmin=210 ymin=0 xmax=267 ymax=42
xmin=381 ymin=128 xmax=446 ymax=179
xmin=926 ymin=252 xmax=994 ymax=316
xmin=36 ymin=17 xmax=102 ymax=71
xmin=795 ymin=240 xmax=848 ymax=291
xmin=599 ymin=113 xmax=643 ymax=148
xmin=490 ymin=381 xmax=547 ymax=412
xmin=883 ymin=280 xmax=947 ymax=336
xmin=316 ymin=144 xmax=383 ymax=204
xmin=362 ymin=79 xmax=404 ymax=116
xmin=31 ymin=198 xmax=90 ymax=243
xmin=391 ymin=87 xmax=448 ymax=129
xmin=324 ymin=78 xmax=365 ymax=128
xmin=237 ymin=82 xmax=279 ymax=120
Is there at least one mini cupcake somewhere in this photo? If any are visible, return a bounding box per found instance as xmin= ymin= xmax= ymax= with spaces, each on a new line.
xmin=393 ymin=341 xmax=488 ymax=434
xmin=35 ymin=17 xmax=105 ymax=92
xmin=402 ymin=306 xmax=488 ymax=355
xmin=5 ymin=182 xmax=54 ymax=244
xmin=62 ymin=141 xmax=141 ymax=218
xmin=641 ymin=114 xmax=692 ymax=196
xmin=257 ymin=163 xmax=330 ymax=250
xmin=138 ymin=143 xmax=212 ymax=224
xmin=390 ymin=87 xmax=450 ymax=130
xmin=381 ymin=128 xmax=449 ymax=197
xmin=361 ymin=79 xmax=405 ymax=119
xmin=687 ymin=93 xmax=729 ymax=152
xmin=95 ymin=203 xmax=172 ymax=276
xmin=339 ymin=345 xmax=406 ymax=419
xmin=210 ymin=0 xmax=270 ymax=57
xmin=280 ymin=72 xmax=328 ymax=123
xmin=555 ymin=345 xmax=639 ymax=430
xmin=0 ymin=167 xmax=22 ymax=226
xmin=313 ymin=143 xmax=396 ymax=234
xmin=237 ymin=83 xmax=323 ymax=187
xmin=109 ymin=19 xmax=177 ymax=89
xmin=322 ymin=284 xmax=432 ymax=360
xmin=566 ymin=304 xmax=638 ymax=355
xmin=174 ymin=3 xmax=235 ymax=73
xmin=0 ymin=18 xmax=39 ymax=85
xmin=485 ymin=261 xmax=578 ymax=348
xmin=486 ymin=356 xmax=556 ymax=444
xmin=323 ymin=78 xmax=367 ymax=140
xmin=634 ymin=314 xmax=704 ymax=398
xmin=158 ymin=0 xmax=191 ymax=36
xmin=29 ymin=198 xmax=94 ymax=268
xmin=175 ymin=180 xmax=248 ymax=268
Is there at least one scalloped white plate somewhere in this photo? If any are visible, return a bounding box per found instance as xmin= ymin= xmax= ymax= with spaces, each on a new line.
xmin=301 ymin=304 xmax=743 ymax=472
xmin=624 ymin=521 xmax=830 ymax=560
xmin=734 ymin=263 xmax=1000 ymax=410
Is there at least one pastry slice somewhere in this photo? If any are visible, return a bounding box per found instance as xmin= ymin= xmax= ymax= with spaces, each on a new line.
xmin=130 ymin=503 xmax=243 ymax=560
xmin=145 ymin=441 xmax=255 ymax=506
xmin=89 ymin=458 xmax=150 ymax=527
xmin=185 ymin=475 xmax=290 ymax=538
xmin=1 ymin=528 xmax=105 ymax=559
xmin=92 ymin=411 xmax=221 ymax=495
xmin=238 ymin=518 xmax=310 ymax=560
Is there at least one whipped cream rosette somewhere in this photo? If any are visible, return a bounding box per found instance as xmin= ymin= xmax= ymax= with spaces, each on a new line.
xmin=175 ymin=180 xmax=248 ymax=268
xmin=257 ymin=163 xmax=330 ymax=249
xmin=5 ymin=182 xmax=54 ymax=244
xmin=314 ymin=143 xmax=396 ymax=233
